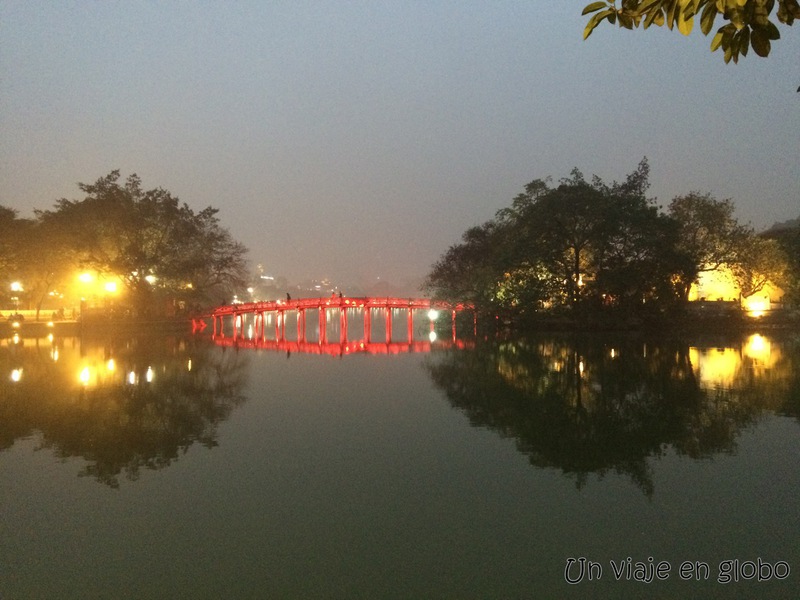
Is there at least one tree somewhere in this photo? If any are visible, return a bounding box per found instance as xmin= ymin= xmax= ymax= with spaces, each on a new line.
xmin=426 ymin=159 xmax=690 ymax=320
xmin=503 ymin=159 xmax=689 ymax=314
xmin=667 ymin=192 xmax=751 ymax=299
xmin=730 ymin=235 xmax=789 ymax=299
xmin=583 ymin=0 xmax=799 ymax=63
xmin=762 ymin=218 xmax=800 ymax=305
xmin=39 ymin=171 xmax=248 ymax=316
xmin=520 ymin=170 xmax=612 ymax=308
xmin=0 ymin=206 xmax=20 ymax=276
xmin=424 ymin=222 xmax=506 ymax=310
xmin=13 ymin=218 xmax=78 ymax=320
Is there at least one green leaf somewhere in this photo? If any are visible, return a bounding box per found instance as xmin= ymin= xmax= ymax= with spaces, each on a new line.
xmin=766 ymin=21 xmax=781 ymax=40
xmin=700 ymin=3 xmax=718 ymax=34
xmin=666 ymin=0 xmax=679 ymax=29
xmin=584 ymin=15 xmax=600 ymax=39
xmin=644 ymin=6 xmax=665 ymax=27
xmin=582 ymin=1 xmax=609 ymax=16
xmin=730 ymin=8 xmax=746 ymax=29
xmin=677 ymin=11 xmax=695 ymax=34
xmin=681 ymin=0 xmax=699 ymax=20
xmin=739 ymin=27 xmax=750 ymax=55
xmin=750 ymin=27 xmax=772 ymax=55
xmin=583 ymin=9 xmax=615 ymax=39
xmin=711 ymin=29 xmax=725 ymax=50
xmin=619 ymin=13 xmax=635 ymax=28
xmin=637 ymin=0 xmax=662 ymax=12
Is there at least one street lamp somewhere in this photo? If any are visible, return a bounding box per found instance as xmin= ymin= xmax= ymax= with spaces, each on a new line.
xmin=10 ymin=281 xmax=23 ymax=311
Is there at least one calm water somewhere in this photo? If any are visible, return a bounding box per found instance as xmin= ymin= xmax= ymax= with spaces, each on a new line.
xmin=1 ymin=327 xmax=799 ymax=599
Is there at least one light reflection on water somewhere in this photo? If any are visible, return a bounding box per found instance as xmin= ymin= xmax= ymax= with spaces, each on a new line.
xmin=1 ymin=330 xmax=798 ymax=599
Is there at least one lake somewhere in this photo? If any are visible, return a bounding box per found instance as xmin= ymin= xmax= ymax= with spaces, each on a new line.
xmin=1 ymin=326 xmax=799 ymax=599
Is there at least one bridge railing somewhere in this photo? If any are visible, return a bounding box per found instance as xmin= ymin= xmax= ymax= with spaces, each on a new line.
xmin=208 ymin=296 xmax=472 ymax=317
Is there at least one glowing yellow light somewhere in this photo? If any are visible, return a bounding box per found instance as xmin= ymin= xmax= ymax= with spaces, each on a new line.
xmin=11 ymin=369 xmax=22 ymax=382
xmin=12 ymin=333 xmax=20 ymax=344
xmin=145 ymin=275 xmax=156 ymax=285
xmin=187 ymin=359 xmax=192 ymax=372
xmin=128 ymin=371 xmax=136 ymax=385
xmin=145 ymin=366 xmax=154 ymax=383
xmin=689 ymin=347 xmax=738 ymax=388
xmin=51 ymin=348 xmax=59 ymax=361
xmin=743 ymin=295 xmax=769 ymax=318
xmin=748 ymin=334 xmax=766 ymax=354
xmin=104 ymin=282 xmax=117 ymax=293
xmin=10 ymin=281 xmax=23 ymax=292
xmin=106 ymin=359 xmax=115 ymax=372
xmin=428 ymin=309 xmax=439 ymax=321
xmin=744 ymin=334 xmax=774 ymax=367
xmin=610 ymin=348 xmax=617 ymax=359
xmin=579 ymin=360 xmax=585 ymax=374
xmin=428 ymin=330 xmax=437 ymax=342
xmin=78 ymin=272 xmax=93 ymax=283
xmin=79 ymin=367 xmax=91 ymax=385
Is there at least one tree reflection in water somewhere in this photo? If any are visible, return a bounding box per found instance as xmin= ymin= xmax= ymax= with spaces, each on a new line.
xmin=424 ymin=332 xmax=799 ymax=497
xmin=0 ymin=334 xmax=248 ymax=488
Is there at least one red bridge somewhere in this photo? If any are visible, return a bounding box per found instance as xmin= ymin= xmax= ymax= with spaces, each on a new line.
xmin=194 ymin=296 xmax=475 ymax=354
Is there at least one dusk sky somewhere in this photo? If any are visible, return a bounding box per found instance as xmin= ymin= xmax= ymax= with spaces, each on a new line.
xmin=2 ymin=1 xmax=798 ymax=288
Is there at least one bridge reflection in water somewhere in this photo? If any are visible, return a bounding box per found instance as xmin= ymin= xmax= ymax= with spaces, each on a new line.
xmin=197 ymin=297 xmax=475 ymax=357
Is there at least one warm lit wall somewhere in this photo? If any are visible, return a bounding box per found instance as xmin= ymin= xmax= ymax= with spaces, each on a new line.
xmin=688 ymin=266 xmax=783 ymax=314
xmin=688 ymin=268 xmax=740 ymax=302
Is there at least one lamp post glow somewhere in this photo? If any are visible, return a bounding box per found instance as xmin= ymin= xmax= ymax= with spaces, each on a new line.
xmin=10 ymin=281 xmax=22 ymax=311
xmin=427 ymin=309 xmax=439 ymax=337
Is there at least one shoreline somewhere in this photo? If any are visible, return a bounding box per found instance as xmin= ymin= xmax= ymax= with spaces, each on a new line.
xmin=0 ymin=318 xmax=193 ymax=338
xmin=2 ymin=310 xmax=797 ymax=340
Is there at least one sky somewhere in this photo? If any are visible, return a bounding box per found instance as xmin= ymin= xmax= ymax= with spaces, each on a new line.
xmin=2 ymin=1 xmax=799 ymax=289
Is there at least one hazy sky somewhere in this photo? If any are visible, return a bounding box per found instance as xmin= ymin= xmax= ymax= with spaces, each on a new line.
xmin=2 ymin=1 xmax=798 ymax=287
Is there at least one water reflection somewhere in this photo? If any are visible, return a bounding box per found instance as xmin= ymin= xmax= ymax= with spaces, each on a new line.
xmin=424 ymin=332 xmax=799 ymax=497
xmin=1 ymin=334 xmax=248 ymax=488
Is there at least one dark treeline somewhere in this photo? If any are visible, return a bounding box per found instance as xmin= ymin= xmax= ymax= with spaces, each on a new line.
xmin=1 ymin=171 xmax=248 ymax=319
xmin=423 ymin=159 xmax=799 ymax=327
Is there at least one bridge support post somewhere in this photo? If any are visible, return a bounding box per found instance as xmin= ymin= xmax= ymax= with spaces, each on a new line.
xmin=340 ymin=308 xmax=348 ymax=342
xmin=385 ymin=308 xmax=392 ymax=343
xmin=407 ymin=309 xmax=413 ymax=342
xmin=319 ymin=308 xmax=327 ymax=344
xmin=298 ymin=309 xmax=305 ymax=342
xmin=364 ymin=308 xmax=371 ymax=343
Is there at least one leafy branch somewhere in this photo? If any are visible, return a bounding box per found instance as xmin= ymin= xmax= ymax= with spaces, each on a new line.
xmin=583 ymin=0 xmax=799 ymax=63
